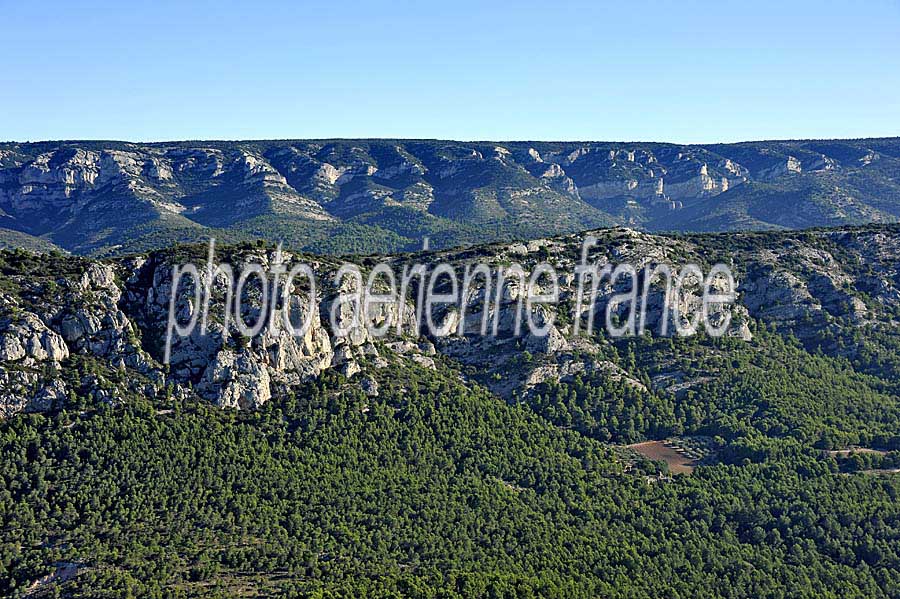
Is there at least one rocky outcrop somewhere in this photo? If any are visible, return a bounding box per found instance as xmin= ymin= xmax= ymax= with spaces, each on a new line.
xmin=0 ymin=313 xmax=69 ymax=364
xmin=0 ymin=224 xmax=898 ymax=417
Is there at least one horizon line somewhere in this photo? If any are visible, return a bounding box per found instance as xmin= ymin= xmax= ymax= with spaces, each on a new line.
xmin=3 ymin=134 xmax=900 ymax=147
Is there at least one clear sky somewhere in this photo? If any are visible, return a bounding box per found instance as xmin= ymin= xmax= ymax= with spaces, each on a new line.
xmin=2 ymin=0 xmax=899 ymax=143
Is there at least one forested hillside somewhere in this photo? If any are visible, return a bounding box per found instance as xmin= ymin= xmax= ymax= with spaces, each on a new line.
xmin=3 ymin=359 xmax=900 ymax=597
xmin=1 ymin=224 xmax=900 ymax=596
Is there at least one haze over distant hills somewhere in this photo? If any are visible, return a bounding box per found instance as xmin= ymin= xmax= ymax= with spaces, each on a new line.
xmin=1 ymin=137 xmax=899 ymax=255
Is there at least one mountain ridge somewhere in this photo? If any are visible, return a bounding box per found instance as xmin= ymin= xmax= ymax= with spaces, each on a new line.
xmin=3 ymin=221 xmax=898 ymax=420
xmin=2 ymin=137 xmax=899 ymax=256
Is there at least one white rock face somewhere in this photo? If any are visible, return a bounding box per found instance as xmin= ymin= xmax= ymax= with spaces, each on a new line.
xmin=316 ymin=163 xmax=346 ymax=185
xmin=807 ymin=154 xmax=837 ymax=172
xmin=0 ymin=313 xmax=69 ymax=363
xmin=760 ymin=156 xmax=803 ymax=179
xmin=540 ymin=163 xmax=566 ymax=178
xmin=144 ymin=157 xmax=173 ymax=181
xmin=0 ymin=308 xmax=72 ymax=417
xmin=720 ymin=159 xmax=746 ymax=177
xmin=200 ymin=349 xmax=272 ymax=409
xmin=860 ymin=151 xmax=880 ymax=165
xmin=8 ymin=223 xmax=894 ymax=419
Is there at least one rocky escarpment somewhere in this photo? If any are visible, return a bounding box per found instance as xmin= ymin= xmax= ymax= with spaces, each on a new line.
xmin=0 ymin=260 xmax=159 ymax=417
xmin=1 ymin=138 xmax=899 ymax=256
xmin=0 ymin=224 xmax=898 ymax=418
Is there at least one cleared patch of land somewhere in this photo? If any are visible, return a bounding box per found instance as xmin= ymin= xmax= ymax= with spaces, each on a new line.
xmin=825 ymin=447 xmax=887 ymax=457
xmin=628 ymin=440 xmax=699 ymax=475
xmin=26 ymin=562 xmax=81 ymax=595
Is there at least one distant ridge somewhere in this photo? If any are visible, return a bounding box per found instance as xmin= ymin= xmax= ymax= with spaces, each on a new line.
xmin=1 ymin=137 xmax=898 ymax=255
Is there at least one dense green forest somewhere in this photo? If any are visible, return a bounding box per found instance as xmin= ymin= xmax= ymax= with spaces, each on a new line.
xmin=3 ymin=355 xmax=900 ymax=598
xmin=530 ymin=325 xmax=900 ymax=450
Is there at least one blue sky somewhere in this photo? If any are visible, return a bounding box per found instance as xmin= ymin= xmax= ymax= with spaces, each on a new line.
xmin=2 ymin=0 xmax=899 ymax=143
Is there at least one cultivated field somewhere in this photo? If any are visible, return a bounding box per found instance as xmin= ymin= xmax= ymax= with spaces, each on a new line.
xmin=627 ymin=440 xmax=700 ymax=475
